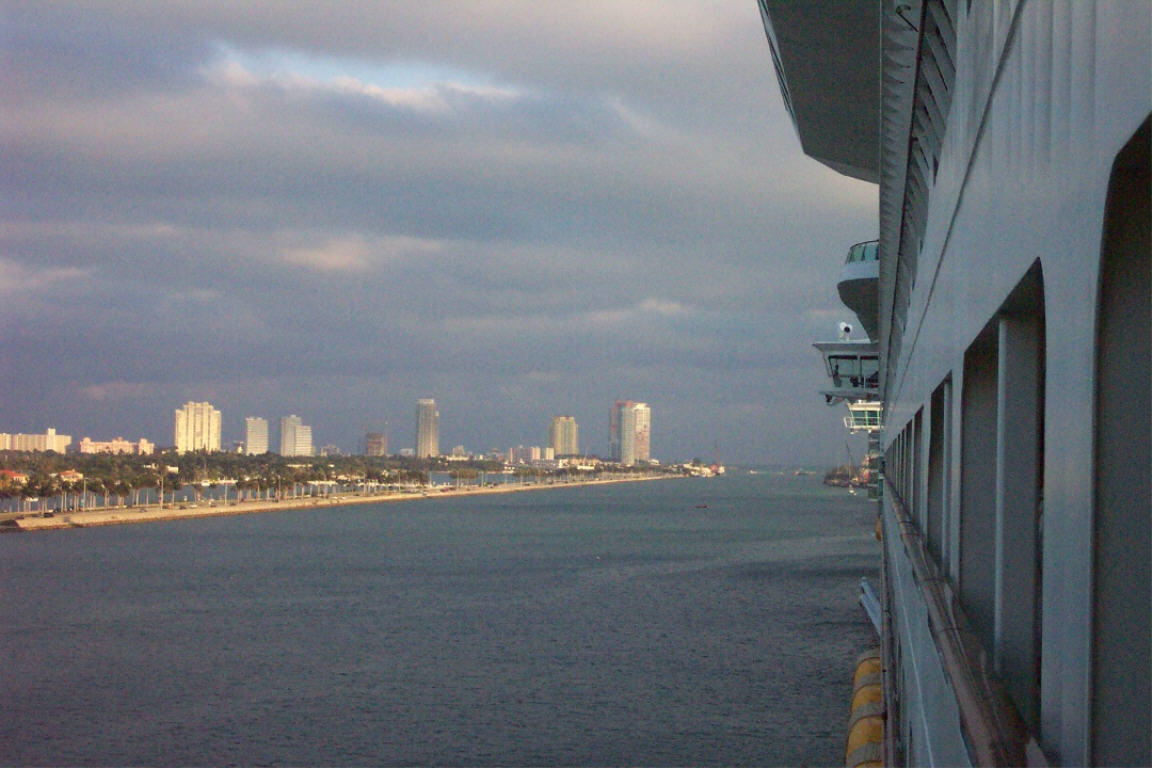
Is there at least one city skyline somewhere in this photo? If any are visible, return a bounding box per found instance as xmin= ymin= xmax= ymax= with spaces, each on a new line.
xmin=2 ymin=2 xmax=876 ymax=465
xmin=3 ymin=398 xmax=647 ymax=461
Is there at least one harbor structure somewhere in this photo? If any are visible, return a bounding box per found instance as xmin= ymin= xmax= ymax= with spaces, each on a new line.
xmin=244 ymin=417 xmax=269 ymax=455
xmin=415 ymin=398 xmax=439 ymax=458
xmin=548 ymin=415 xmax=579 ymax=457
xmin=279 ymin=415 xmax=313 ymax=457
xmin=174 ymin=401 xmax=221 ymax=454
xmin=759 ymin=1 xmax=1149 ymax=765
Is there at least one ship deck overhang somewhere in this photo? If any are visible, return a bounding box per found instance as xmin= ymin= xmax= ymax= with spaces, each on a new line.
xmin=756 ymin=0 xmax=882 ymax=183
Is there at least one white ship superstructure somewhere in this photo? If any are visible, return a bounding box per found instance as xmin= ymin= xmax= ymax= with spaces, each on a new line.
xmin=759 ymin=1 xmax=1149 ymax=765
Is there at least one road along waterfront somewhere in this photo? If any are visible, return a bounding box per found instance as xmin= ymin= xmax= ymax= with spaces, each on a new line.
xmin=9 ymin=474 xmax=671 ymax=531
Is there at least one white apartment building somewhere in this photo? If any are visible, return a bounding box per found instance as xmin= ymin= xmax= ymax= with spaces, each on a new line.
xmin=0 ymin=427 xmax=72 ymax=453
xmin=78 ymin=437 xmax=154 ymax=455
xmin=174 ymin=401 xmax=222 ymax=454
xmin=279 ymin=415 xmax=313 ymax=457
xmin=244 ymin=417 xmax=269 ymax=455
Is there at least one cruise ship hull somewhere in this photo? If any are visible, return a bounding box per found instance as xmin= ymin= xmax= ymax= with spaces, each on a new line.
xmin=758 ymin=1 xmax=1150 ymax=764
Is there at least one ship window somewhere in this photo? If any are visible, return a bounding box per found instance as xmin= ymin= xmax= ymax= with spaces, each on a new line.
xmin=888 ymin=430 xmax=904 ymax=494
xmin=899 ymin=425 xmax=909 ymax=502
xmin=911 ymin=409 xmax=924 ymax=527
xmin=994 ymin=298 xmax=1044 ymax=733
xmin=959 ymin=324 xmax=998 ymax=653
xmin=958 ymin=263 xmax=1046 ymax=734
xmin=826 ymin=355 xmax=880 ymax=388
xmin=926 ymin=377 xmax=952 ymax=569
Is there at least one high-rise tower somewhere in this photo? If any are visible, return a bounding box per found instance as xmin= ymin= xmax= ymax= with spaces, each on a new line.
xmin=609 ymin=400 xmax=650 ymax=466
xmin=415 ymin=398 xmax=439 ymax=458
xmin=279 ymin=415 xmax=313 ymax=457
xmin=244 ymin=417 xmax=269 ymax=455
xmin=608 ymin=400 xmax=625 ymax=460
xmin=174 ymin=401 xmax=221 ymax=454
xmin=548 ymin=415 xmax=579 ymax=457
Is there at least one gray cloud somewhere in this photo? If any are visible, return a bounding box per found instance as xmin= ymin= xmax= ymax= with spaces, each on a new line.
xmin=1 ymin=1 xmax=875 ymax=463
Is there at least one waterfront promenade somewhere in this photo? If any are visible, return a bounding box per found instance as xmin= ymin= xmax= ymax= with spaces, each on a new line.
xmin=9 ymin=475 xmax=673 ymax=532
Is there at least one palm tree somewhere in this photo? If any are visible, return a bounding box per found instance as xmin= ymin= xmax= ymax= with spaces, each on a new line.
xmin=0 ymin=475 xmax=18 ymax=513
xmin=112 ymin=479 xmax=131 ymax=507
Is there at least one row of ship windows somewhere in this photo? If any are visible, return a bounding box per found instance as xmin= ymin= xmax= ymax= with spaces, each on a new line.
xmin=881 ymin=117 xmax=1149 ymax=763
xmin=885 ymin=268 xmax=1045 ymax=739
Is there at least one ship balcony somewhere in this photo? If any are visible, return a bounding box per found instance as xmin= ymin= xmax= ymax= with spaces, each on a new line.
xmin=837 ymin=240 xmax=879 ymax=341
xmin=843 ymin=399 xmax=884 ymax=433
xmin=813 ymin=339 xmax=880 ymax=403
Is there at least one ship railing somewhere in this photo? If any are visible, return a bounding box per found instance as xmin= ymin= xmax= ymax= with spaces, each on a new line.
xmin=843 ymin=414 xmax=884 ymax=432
xmin=844 ymin=239 xmax=880 ymax=264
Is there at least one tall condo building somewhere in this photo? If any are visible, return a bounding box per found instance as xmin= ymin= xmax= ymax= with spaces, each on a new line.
xmin=608 ymin=402 xmax=623 ymax=460
xmin=548 ymin=415 xmax=579 ymax=456
xmin=244 ymin=417 xmax=269 ymax=455
xmin=610 ymin=400 xmax=651 ymax=466
xmin=415 ymin=398 xmax=439 ymax=458
xmin=174 ymin=401 xmax=221 ymax=454
xmin=279 ymin=415 xmax=313 ymax=457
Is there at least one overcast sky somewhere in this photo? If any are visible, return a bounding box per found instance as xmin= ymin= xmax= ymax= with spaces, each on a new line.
xmin=2 ymin=1 xmax=876 ymax=464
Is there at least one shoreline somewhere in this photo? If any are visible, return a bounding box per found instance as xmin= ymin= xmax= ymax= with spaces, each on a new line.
xmin=8 ymin=474 xmax=678 ymax=532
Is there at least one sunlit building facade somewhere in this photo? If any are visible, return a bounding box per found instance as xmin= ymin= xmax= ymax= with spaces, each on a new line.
xmin=609 ymin=400 xmax=650 ymax=466
xmin=548 ymin=415 xmax=579 ymax=456
xmin=78 ymin=436 xmax=154 ymax=455
xmin=279 ymin=415 xmax=313 ymax=457
xmin=415 ymin=398 xmax=439 ymax=458
xmin=0 ymin=428 xmax=72 ymax=453
xmin=174 ymin=401 xmax=221 ymax=454
xmin=244 ymin=417 xmax=269 ymax=455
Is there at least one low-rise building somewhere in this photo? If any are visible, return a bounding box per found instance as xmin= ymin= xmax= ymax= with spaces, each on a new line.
xmin=0 ymin=469 xmax=30 ymax=485
xmin=0 ymin=428 xmax=72 ymax=453
xmin=78 ymin=437 xmax=154 ymax=455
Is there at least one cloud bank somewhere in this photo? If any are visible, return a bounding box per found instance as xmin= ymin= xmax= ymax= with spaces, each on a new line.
xmin=1 ymin=1 xmax=876 ymax=463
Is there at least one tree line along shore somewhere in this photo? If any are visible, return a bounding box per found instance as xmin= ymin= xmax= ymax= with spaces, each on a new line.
xmin=0 ymin=450 xmax=693 ymax=518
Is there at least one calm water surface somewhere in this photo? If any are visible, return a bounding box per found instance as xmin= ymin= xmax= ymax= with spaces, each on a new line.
xmin=1 ymin=472 xmax=878 ymax=766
